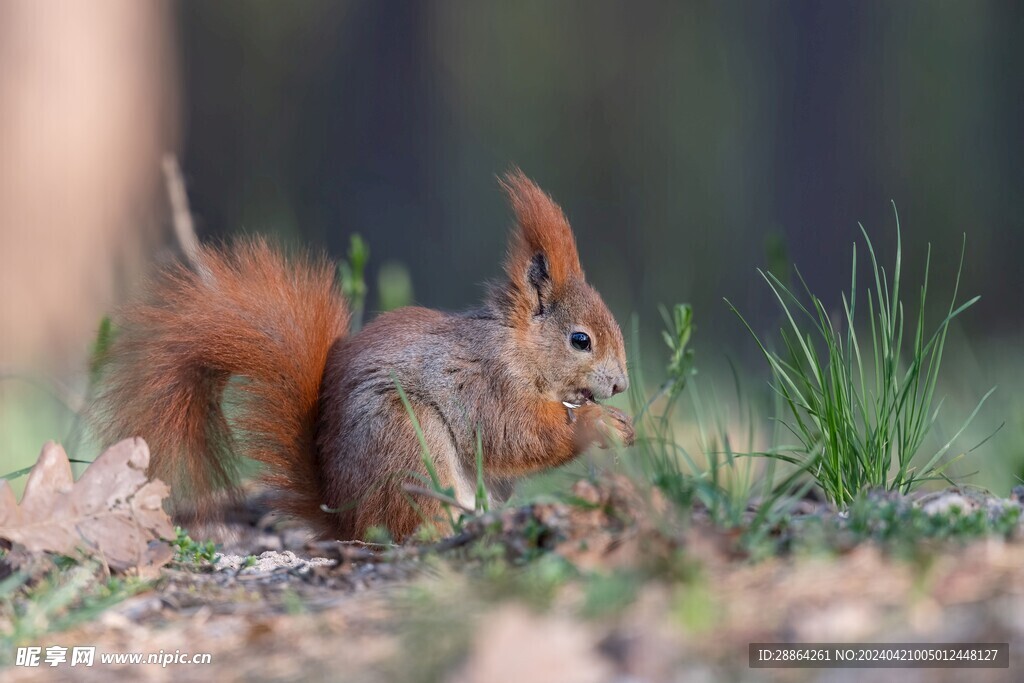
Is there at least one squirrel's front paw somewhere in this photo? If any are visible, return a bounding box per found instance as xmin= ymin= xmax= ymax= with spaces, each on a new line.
xmin=587 ymin=405 xmax=635 ymax=449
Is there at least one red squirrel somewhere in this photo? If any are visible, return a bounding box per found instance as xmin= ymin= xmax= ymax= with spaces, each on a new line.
xmin=94 ymin=170 xmax=634 ymax=540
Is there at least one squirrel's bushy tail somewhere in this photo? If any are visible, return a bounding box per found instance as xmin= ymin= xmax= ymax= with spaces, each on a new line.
xmin=93 ymin=239 xmax=348 ymax=532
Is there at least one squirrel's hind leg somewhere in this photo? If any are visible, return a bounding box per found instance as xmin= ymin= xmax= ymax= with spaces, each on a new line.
xmin=331 ymin=396 xmax=463 ymax=541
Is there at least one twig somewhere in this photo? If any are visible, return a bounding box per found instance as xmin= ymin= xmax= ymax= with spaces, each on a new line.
xmin=161 ymin=154 xmax=201 ymax=269
xmin=306 ymin=511 xmax=499 ymax=564
xmin=334 ymin=538 xmax=401 ymax=550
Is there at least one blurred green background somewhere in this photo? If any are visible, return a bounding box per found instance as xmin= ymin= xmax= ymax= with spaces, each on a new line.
xmin=2 ymin=1 xmax=1022 ymax=493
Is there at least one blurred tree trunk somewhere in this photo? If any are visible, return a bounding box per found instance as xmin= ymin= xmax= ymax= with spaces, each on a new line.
xmin=0 ymin=0 xmax=179 ymax=379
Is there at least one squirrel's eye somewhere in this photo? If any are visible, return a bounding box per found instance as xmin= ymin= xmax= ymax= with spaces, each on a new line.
xmin=569 ymin=331 xmax=592 ymax=352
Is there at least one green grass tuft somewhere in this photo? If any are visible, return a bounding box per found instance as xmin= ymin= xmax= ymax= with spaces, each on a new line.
xmin=727 ymin=206 xmax=993 ymax=507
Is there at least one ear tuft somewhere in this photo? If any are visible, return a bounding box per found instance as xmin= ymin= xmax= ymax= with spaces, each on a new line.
xmin=500 ymin=168 xmax=582 ymax=291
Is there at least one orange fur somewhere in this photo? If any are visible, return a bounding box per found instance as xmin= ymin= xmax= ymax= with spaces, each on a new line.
xmin=500 ymin=169 xmax=583 ymax=319
xmin=93 ymin=239 xmax=348 ymax=533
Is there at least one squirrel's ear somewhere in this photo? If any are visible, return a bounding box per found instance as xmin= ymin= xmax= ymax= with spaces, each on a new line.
xmin=500 ymin=169 xmax=582 ymax=315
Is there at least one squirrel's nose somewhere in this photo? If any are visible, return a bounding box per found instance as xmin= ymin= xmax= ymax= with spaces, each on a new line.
xmin=611 ymin=378 xmax=628 ymax=396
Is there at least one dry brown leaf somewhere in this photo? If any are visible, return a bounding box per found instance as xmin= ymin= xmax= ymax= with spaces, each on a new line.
xmin=0 ymin=438 xmax=174 ymax=574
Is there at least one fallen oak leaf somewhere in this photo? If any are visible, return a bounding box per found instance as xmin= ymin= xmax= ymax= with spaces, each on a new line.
xmin=0 ymin=438 xmax=174 ymax=574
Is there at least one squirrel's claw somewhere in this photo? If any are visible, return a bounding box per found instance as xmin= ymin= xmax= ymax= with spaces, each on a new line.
xmin=592 ymin=405 xmax=636 ymax=449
